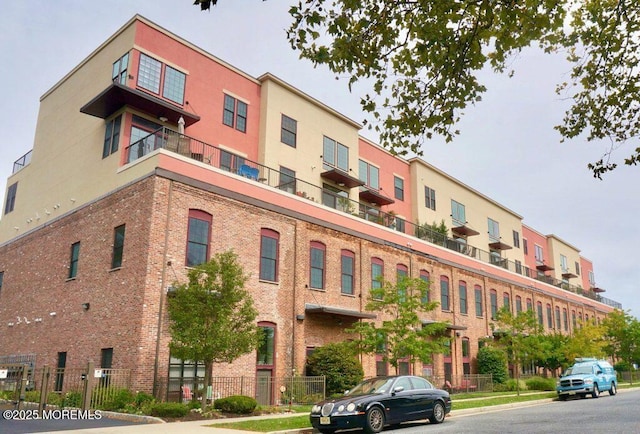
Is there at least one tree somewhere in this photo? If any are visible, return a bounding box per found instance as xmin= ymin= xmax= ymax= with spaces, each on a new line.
xmin=167 ymin=250 xmax=261 ymax=405
xmin=477 ymin=345 xmax=508 ymax=385
xmin=493 ymin=307 xmax=543 ymax=395
xmin=602 ymin=309 xmax=640 ymax=384
xmin=305 ymin=342 xmax=364 ymax=396
xmin=194 ymin=0 xmax=640 ymax=178
xmin=347 ymin=275 xmax=449 ymax=374
xmin=560 ymin=320 xmax=607 ymax=367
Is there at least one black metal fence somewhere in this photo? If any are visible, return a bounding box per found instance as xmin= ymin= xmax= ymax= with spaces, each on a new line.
xmin=427 ymin=374 xmax=494 ymax=394
xmin=157 ymin=375 xmax=326 ymax=406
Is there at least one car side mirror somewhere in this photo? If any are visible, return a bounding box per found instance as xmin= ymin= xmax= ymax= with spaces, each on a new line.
xmin=596 ymin=370 xmax=603 ymax=375
xmin=393 ymin=386 xmax=404 ymax=394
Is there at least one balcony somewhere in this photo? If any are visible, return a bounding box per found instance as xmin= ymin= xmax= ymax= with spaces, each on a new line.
xmin=359 ymin=186 xmax=395 ymax=206
xmin=320 ymin=168 xmax=364 ymax=189
xmin=128 ymin=127 xmax=622 ymax=311
xmin=12 ymin=150 xmax=32 ymax=174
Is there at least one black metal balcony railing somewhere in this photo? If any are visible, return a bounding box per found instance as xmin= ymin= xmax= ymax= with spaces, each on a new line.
xmin=13 ymin=150 xmax=32 ymax=174
xmin=127 ymin=128 xmax=622 ymax=310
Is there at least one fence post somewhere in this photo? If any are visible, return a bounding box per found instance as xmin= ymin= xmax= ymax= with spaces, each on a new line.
xmin=82 ymin=362 xmax=94 ymax=411
xmin=39 ymin=366 xmax=50 ymax=412
xmin=16 ymin=365 xmax=26 ymax=410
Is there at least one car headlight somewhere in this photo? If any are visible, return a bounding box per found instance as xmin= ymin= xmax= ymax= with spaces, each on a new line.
xmin=584 ymin=378 xmax=594 ymax=384
xmin=346 ymin=403 xmax=356 ymax=412
xmin=312 ymin=405 xmax=321 ymax=413
xmin=337 ymin=405 xmax=345 ymax=412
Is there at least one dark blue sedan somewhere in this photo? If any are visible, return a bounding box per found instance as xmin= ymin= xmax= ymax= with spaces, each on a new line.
xmin=310 ymin=375 xmax=451 ymax=433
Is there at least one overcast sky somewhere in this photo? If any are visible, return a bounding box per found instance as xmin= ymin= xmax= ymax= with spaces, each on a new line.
xmin=1 ymin=1 xmax=638 ymax=318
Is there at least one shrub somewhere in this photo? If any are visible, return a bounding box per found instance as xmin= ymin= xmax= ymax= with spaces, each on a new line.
xmin=305 ymin=342 xmax=364 ymax=395
xmin=47 ymin=392 xmax=63 ymax=406
xmin=213 ymin=395 xmax=257 ymax=414
xmin=525 ymin=376 xmax=555 ymax=391
xmin=61 ymin=390 xmax=82 ymax=408
xmin=134 ymin=391 xmax=155 ymax=408
xmin=148 ymin=402 xmax=189 ymax=418
xmin=477 ymin=346 xmax=508 ymax=384
xmin=25 ymin=390 xmax=41 ymax=403
xmin=94 ymin=387 xmax=135 ymax=411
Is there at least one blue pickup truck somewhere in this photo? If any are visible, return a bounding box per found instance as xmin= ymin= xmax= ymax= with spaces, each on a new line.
xmin=556 ymin=358 xmax=617 ymax=400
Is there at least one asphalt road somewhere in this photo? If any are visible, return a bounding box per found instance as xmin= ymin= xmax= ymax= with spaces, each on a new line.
xmin=382 ymin=388 xmax=640 ymax=434
xmin=0 ymin=403 xmax=147 ymax=434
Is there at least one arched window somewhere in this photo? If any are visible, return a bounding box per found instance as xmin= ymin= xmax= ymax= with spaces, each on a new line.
xmin=371 ymin=257 xmax=384 ymax=300
xmin=420 ymin=270 xmax=430 ymax=303
xmin=440 ymin=276 xmax=450 ymax=311
xmin=490 ymin=289 xmax=498 ymax=319
xmin=459 ymin=281 xmax=468 ymax=314
xmin=341 ymin=250 xmax=355 ymax=295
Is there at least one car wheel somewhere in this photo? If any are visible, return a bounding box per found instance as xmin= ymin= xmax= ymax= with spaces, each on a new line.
xmin=364 ymin=406 xmax=385 ymax=433
xmin=609 ymin=382 xmax=617 ymax=396
xmin=429 ymin=401 xmax=446 ymax=424
xmin=592 ymin=384 xmax=600 ymax=398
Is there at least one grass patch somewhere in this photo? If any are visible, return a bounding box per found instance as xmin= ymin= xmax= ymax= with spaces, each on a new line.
xmin=453 ymin=392 xmax=557 ymax=410
xmin=210 ymin=414 xmax=310 ymax=432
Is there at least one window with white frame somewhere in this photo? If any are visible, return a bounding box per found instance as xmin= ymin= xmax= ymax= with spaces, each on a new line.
xmin=487 ymin=218 xmax=500 ymax=241
xmin=323 ymin=136 xmax=349 ymax=172
xmin=451 ymin=200 xmax=465 ymax=226
xmin=359 ymin=159 xmax=380 ymax=189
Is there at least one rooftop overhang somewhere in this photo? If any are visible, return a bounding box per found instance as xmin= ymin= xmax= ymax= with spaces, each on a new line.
xmin=488 ymin=241 xmax=512 ymax=251
xmin=305 ymin=303 xmax=377 ymax=319
xmin=320 ymin=168 xmax=365 ymax=188
xmin=562 ymin=272 xmax=578 ymax=279
xmin=591 ymin=287 xmax=606 ymax=293
xmin=451 ymin=225 xmax=480 ymax=237
xmin=80 ymin=82 xmax=200 ymax=126
xmin=536 ymin=263 xmax=554 ymax=272
xmin=359 ymin=187 xmax=395 ymax=206
xmin=422 ymin=319 xmax=468 ymax=331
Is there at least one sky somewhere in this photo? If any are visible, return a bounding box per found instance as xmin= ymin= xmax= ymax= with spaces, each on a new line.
xmin=1 ymin=1 xmax=638 ymax=318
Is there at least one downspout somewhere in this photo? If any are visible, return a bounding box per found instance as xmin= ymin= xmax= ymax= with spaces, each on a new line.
xmin=291 ymin=221 xmax=298 ymax=375
xmin=153 ymin=179 xmax=174 ymax=397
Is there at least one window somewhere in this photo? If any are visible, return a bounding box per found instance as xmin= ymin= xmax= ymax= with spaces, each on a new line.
xmin=163 ymin=66 xmax=186 ymax=104
xmin=223 ymin=94 xmax=248 ymax=133
xmin=523 ymin=239 xmax=528 ymax=255
xmin=323 ymin=136 xmax=349 ymax=172
xmin=546 ymin=304 xmax=553 ymax=329
xmin=451 ymin=200 xmax=465 ymax=226
xmin=394 ymin=217 xmax=405 ymax=233
xmin=322 ymin=183 xmax=348 ymax=210
xmin=111 ymin=225 xmax=125 ymax=269
xmin=534 ymin=245 xmax=544 ymax=262
xmin=341 ymin=250 xmax=355 ymax=295
xmin=563 ymin=308 xmax=569 ymax=331
xmin=257 ymin=324 xmax=275 ymax=366
xmin=310 ymin=241 xmax=326 ymax=289
xmin=459 ymin=281 xmax=468 ymax=314
xmin=278 ymin=166 xmax=296 ymax=194
xmin=394 ymin=176 xmax=404 ymax=201
xmin=424 ymin=186 xmax=436 ymax=211
xmin=474 ymin=285 xmax=483 ymax=317
xmin=555 ymin=306 xmax=561 ymax=329
xmin=281 ymin=114 xmax=297 ymax=147
xmin=503 ymin=292 xmax=510 ymax=310
xmin=490 ymin=289 xmax=497 ymax=319
xmin=572 ymin=311 xmax=577 ymax=328
xmin=487 ymin=218 xmax=500 ymax=241
xmin=515 ymin=296 xmax=522 ymax=313
xmin=560 ymin=254 xmax=568 ymax=273
xmin=219 ymin=149 xmax=245 ymax=173
xmin=526 ymin=298 xmax=533 ymax=311
xmin=127 ymin=115 xmax=163 ymax=163
xmin=186 ymin=210 xmax=211 ymax=267
xmin=396 ymin=264 xmax=408 ymax=302
xmin=371 ymin=257 xmax=384 ymax=299
xmin=68 ymin=242 xmax=80 ymax=279
xmin=138 ymin=53 xmax=161 ymax=93
xmin=103 ymin=115 xmax=122 ymax=158
xmin=420 ymin=270 xmax=430 ymax=303
xmin=512 ymin=230 xmax=520 ymax=248
xmin=112 ymin=52 xmax=129 ymax=84
xmin=359 ymin=160 xmax=380 ymax=189
xmin=575 ymin=261 xmax=580 ymax=275
xmin=259 ymin=229 xmax=279 ymax=282
xmin=440 ymin=276 xmax=450 ymax=311
xmin=137 ymin=53 xmax=186 ymax=105
xmin=515 ymin=260 xmax=522 ymax=275
xmin=537 ymin=302 xmax=543 ymax=326
xmin=4 ymin=182 xmax=17 ymax=215
xmin=588 ymin=271 xmax=595 ymax=286
xmin=462 ymin=338 xmax=470 ymax=358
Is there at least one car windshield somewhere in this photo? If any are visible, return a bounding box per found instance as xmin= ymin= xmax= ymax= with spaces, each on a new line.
xmin=566 ymin=365 xmax=593 ymax=375
xmin=346 ymin=378 xmax=395 ymax=396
